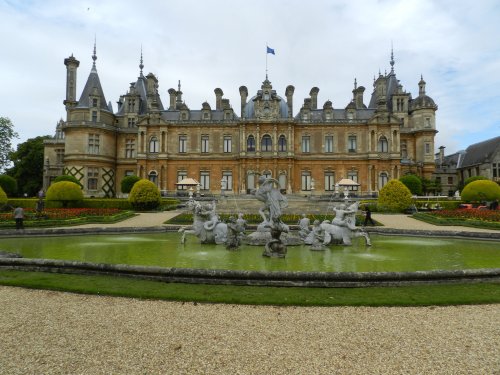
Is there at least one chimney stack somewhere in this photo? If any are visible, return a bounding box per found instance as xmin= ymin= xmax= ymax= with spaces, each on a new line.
xmin=310 ymin=87 xmax=319 ymax=110
xmin=214 ymin=88 xmax=223 ymax=110
xmin=285 ymin=85 xmax=295 ymax=118
xmin=168 ymin=88 xmax=176 ymax=110
xmin=239 ymin=86 xmax=248 ymax=118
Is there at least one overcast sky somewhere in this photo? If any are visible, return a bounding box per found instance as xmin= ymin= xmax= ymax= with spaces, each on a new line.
xmin=1 ymin=0 xmax=499 ymax=155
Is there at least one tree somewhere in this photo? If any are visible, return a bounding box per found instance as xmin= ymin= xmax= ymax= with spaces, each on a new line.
xmin=46 ymin=181 xmax=84 ymax=208
xmin=6 ymin=136 xmax=50 ymax=196
xmin=399 ymin=174 xmax=422 ymax=196
xmin=121 ymin=175 xmax=141 ymax=194
xmin=0 ymin=185 xmax=7 ymax=206
xmin=378 ymin=179 xmax=413 ymax=212
xmin=53 ymin=174 xmax=83 ymax=188
xmin=0 ymin=174 xmax=17 ymax=196
xmin=0 ymin=117 xmax=19 ymax=173
xmin=461 ymin=180 xmax=500 ymax=203
xmin=128 ymin=179 xmax=161 ymax=210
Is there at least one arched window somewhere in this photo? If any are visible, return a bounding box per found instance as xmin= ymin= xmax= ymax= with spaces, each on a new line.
xmin=379 ymin=172 xmax=388 ymax=189
xmin=149 ymin=136 xmax=159 ymax=153
xmin=247 ymin=135 xmax=255 ymax=152
xmin=378 ymin=136 xmax=388 ymax=153
xmin=261 ymin=135 xmax=272 ymax=152
xmin=148 ymin=171 xmax=158 ymax=184
xmin=278 ymin=135 xmax=287 ymax=152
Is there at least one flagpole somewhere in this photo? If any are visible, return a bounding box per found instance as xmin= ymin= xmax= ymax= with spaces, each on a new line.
xmin=265 ymin=44 xmax=268 ymax=78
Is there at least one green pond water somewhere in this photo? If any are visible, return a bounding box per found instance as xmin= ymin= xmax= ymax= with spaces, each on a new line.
xmin=2 ymin=233 xmax=499 ymax=273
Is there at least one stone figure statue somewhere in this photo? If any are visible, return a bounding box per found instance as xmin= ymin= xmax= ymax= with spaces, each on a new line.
xmin=297 ymin=214 xmax=311 ymax=239
xmin=309 ymin=219 xmax=327 ymax=251
xmin=179 ymin=199 xmax=228 ymax=244
xmin=225 ymin=216 xmax=245 ymax=250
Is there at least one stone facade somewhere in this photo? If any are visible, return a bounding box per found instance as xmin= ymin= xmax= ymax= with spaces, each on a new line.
xmin=44 ymin=47 xmax=438 ymax=197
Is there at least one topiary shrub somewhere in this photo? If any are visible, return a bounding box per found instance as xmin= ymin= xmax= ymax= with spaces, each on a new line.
xmin=0 ymin=175 xmax=18 ymax=197
xmin=399 ymin=174 xmax=423 ymax=196
xmin=46 ymin=181 xmax=84 ymax=208
xmin=121 ymin=175 xmax=141 ymax=194
xmin=128 ymin=179 xmax=161 ymax=210
xmin=461 ymin=180 xmax=500 ymax=203
xmin=378 ymin=179 xmax=413 ymax=212
xmin=463 ymin=176 xmax=487 ymax=188
xmin=0 ymin=185 xmax=7 ymax=205
xmin=53 ymin=175 xmax=83 ymax=188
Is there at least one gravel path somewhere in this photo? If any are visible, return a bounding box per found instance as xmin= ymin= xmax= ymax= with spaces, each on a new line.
xmin=0 ymin=286 xmax=498 ymax=374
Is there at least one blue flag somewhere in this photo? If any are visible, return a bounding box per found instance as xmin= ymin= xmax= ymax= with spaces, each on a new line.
xmin=266 ymin=46 xmax=275 ymax=55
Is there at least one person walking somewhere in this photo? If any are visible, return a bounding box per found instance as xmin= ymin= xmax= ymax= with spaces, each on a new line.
xmin=13 ymin=206 xmax=24 ymax=230
xmin=363 ymin=205 xmax=375 ymax=226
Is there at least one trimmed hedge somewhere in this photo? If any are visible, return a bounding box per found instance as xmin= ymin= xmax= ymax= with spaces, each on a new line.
xmin=461 ymin=180 xmax=500 ymax=202
xmin=0 ymin=175 xmax=17 ymax=196
xmin=378 ymin=180 xmax=413 ymax=212
xmin=46 ymin=181 xmax=84 ymax=208
xmin=0 ymin=186 xmax=7 ymax=205
xmin=129 ymin=179 xmax=161 ymax=210
xmin=5 ymin=197 xmax=180 ymax=210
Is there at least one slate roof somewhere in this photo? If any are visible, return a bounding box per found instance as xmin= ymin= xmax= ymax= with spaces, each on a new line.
xmin=459 ymin=136 xmax=500 ymax=168
xmin=76 ymin=65 xmax=112 ymax=112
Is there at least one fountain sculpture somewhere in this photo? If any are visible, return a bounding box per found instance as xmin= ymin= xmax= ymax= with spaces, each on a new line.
xmin=179 ymin=200 xmax=228 ymax=244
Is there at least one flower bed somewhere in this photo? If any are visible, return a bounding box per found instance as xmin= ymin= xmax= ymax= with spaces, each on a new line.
xmin=0 ymin=208 xmax=135 ymax=228
xmin=413 ymin=209 xmax=500 ymax=230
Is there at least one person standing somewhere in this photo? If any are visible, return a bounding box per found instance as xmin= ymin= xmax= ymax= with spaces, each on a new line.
xmin=363 ymin=205 xmax=375 ymax=226
xmin=13 ymin=206 xmax=24 ymax=230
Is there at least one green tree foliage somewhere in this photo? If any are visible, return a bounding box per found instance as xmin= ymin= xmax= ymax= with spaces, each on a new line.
xmin=121 ymin=175 xmax=141 ymax=194
xmin=0 ymin=174 xmax=17 ymax=196
xmin=128 ymin=179 xmax=161 ymax=210
xmin=399 ymin=174 xmax=423 ymax=195
xmin=463 ymin=176 xmax=487 ymax=188
xmin=46 ymin=181 xmax=84 ymax=208
xmin=461 ymin=180 xmax=500 ymax=202
xmin=0 ymin=185 xmax=7 ymax=205
xmin=54 ymin=175 xmax=83 ymax=188
xmin=6 ymin=136 xmax=50 ymax=196
xmin=0 ymin=117 xmax=19 ymax=173
xmin=378 ymin=179 xmax=413 ymax=212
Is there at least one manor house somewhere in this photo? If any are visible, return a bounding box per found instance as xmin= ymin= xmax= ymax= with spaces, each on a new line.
xmin=43 ymin=46 xmax=438 ymax=197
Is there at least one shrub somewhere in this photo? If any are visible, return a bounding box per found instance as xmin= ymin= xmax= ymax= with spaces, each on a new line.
xmin=0 ymin=185 xmax=7 ymax=205
xmin=0 ymin=175 xmax=17 ymax=196
xmin=463 ymin=176 xmax=487 ymax=188
xmin=399 ymin=174 xmax=422 ymax=196
xmin=128 ymin=179 xmax=161 ymax=210
xmin=53 ymin=175 xmax=83 ymax=188
xmin=46 ymin=181 xmax=84 ymax=208
xmin=121 ymin=175 xmax=141 ymax=194
xmin=378 ymin=179 xmax=413 ymax=212
xmin=461 ymin=180 xmax=500 ymax=203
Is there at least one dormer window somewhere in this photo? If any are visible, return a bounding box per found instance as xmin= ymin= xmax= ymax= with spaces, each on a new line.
xmin=92 ymin=98 xmax=98 ymax=107
xmin=203 ymin=112 xmax=209 ymax=120
xmin=264 ymin=92 xmax=270 ymax=100
xmin=347 ymin=112 xmax=354 ymax=120
xmin=181 ymin=112 xmax=187 ymax=120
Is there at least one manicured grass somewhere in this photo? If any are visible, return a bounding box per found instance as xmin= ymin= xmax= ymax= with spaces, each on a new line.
xmin=0 ymin=270 xmax=498 ymax=306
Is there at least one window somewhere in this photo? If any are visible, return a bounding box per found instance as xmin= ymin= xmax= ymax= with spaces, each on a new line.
xmin=127 ymin=118 xmax=136 ymax=128
xmin=301 ymin=171 xmax=311 ymax=191
xmin=378 ymin=136 xmax=388 ymax=153
xmin=301 ymin=136 xmax=310 ymax=153
xmin=261 ymin=135 xmax=272 ymax=152
xmin=262 ymin=171 xmax=272 ymax=179
xmin=348 ymin=136 xmax=357 ymax=152
xmin=91 ymin=111 xmax=97 ymax=123
xmin=401 ymin=141 xmax=408 ymax=159
xmin=493 ymin=163 xmax=499 ymax=178
xmin=56 ymin=149 xmax=64 ymax=164
xmin=128 ymin=99 xmax=135 ymax=112
xmin=436 ymin=177 xmax=442 ymax=184
xmin=125 ymin=170 xmax=134 ymax=176
xmin=148 ymin=171 xmax=158 ymax=184
xmin=88 ymin=134 xmax=100 ymax=154
xmin=278 ymin=174 xmax=287 ymax=190
xmin=247 ymin=135 xmax=255 ymax=152
xmin=203 ymin=112 xmax=209 ymax=120
xmin=379 ymin=172 xmax=388 ymax=189
xmin=177 ymin=171 xmax=187 ymax=190
xmin=125 ymin=139 xmax=135 ymax=158
xmin=179 ymin=135 xmax=187 ymax=153
xmin=222 ymin=171 xmax=232 ymax=191
xmin=425 ymin=143 xmax=431 ymax=154
xmin=200 ymin=171 xmax=210 ymax=190
xmin=201 ymin=135 xmax=209 ymax=153
xmin=324 ymin=171 xmax=335 ymax=191
xmin=448 ymin=176 xmax=454 ymax=185
xmin=149 ymin=136 xmax=159 ymax=153
xmin=425 ymin=117 xmax=431 ymax=128
xmin=278 ymin=135 xmax=287 ymax=152
xmin=223 ymin=135 xmax=232 ymax=153
xmin=347 ymin=171 xmax=359 ymax=191
xmin=92 ymin=98 xmax=98 ymax=107
xmin=325 ymin=136 xmax=334 ymax=153
xmin=87 ymin=167 xmax=99 ymax=190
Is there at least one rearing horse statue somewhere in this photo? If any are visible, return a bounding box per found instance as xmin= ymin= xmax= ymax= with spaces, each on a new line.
xmin=179 ymin=200 xmax=228 ymax=244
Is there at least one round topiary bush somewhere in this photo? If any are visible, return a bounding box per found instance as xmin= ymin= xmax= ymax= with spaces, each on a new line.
xmin=461 ymin=180 xmax=500 ymax=203
xmin=53 ymin=175 xmax=83 ymax=188
xmin=0 ymin=175 xmax=17 ymax=197
xmin=128 ymin=179 xmax=161 ymax=210
xmin=378 ymin=179 xmax=413 ymax=212
xmin=399 ymin=174 xmax=423 ymax=196
xmin=463 ymin=176 xmax=487 ymax=188
xmin=0 ymin=185 xmax=7 ymax=205
xmin=121 ymin=175 xmax=141 ymax=194
xmin=46 ymin=181 xmax=84 ymax=208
